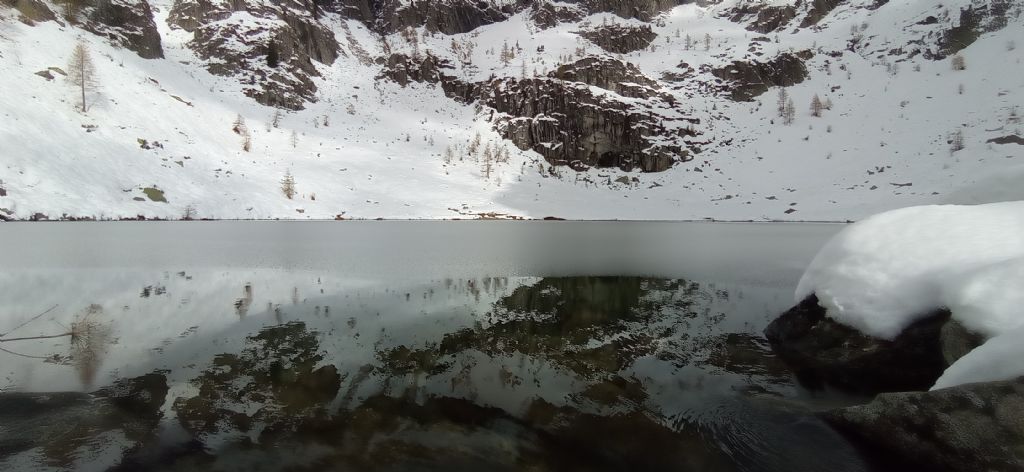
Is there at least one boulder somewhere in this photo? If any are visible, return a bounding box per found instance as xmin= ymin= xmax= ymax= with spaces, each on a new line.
xmin=764 ymin=295 xmax=950 ymax=393
xmin=825 ymin=377 xmax=1024 ymax=471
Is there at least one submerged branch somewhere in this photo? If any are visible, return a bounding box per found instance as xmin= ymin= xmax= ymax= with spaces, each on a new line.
xmin=0 ymin=304 xmax=59 ymax=337
xmin=0 ymin=332 xmax=73 ymax=343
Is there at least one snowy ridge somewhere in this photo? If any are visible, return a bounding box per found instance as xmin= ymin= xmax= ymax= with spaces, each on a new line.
xmin=0 ymin=0 xmax=1021 ymax=220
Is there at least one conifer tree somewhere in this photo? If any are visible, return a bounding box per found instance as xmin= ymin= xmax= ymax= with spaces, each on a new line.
xmin=67 ymin=41 xmax=98 ymax=113
xmin=810 ymin=94 xmax=823 ymax=117
xmin=281 ymin=170 xmax=296 ymax=199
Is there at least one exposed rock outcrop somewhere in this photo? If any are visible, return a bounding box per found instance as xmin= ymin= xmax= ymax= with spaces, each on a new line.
xmin=84 ymin=0 xmax=163 ymax=59
xmin=529 ymin=0 xmax=584 ymax=29
xmin=478 ymin=77 xmax=693 ymax=172
xmin=581 ymin=0 xmax=678 ymax=21
xmin=709 ymin=51 xmax=811 ymax=101
xmin=800 ymin=0 xmax=844 ymax=28
xmin=728 ymin=3 xmax=797 ymax=34
xmin=825 ymin=377 xmax=1024 ymax=471
xmin=764 ymin=295 xmax=951 ymax=393
xmin=3 ymin=0 xmax=56 ymax=23
xmin=168 ymin=0 xmax=339 ymax=109
xmin=549 ymin=56 xmax=661 ymax=98
xmin=339 ymin=0 xmax=523 ymax=34
xmin=380 ymin=54 xmax=698 ymax=173
xmin=578 ymin=23 xmax=657 ymax=54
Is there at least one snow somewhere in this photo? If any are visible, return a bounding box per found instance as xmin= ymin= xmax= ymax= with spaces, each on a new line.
xmin=794 ymin=201 xmax=1024 ymax=388
xmin=0 ymin=0 xmax=1021 ymax=220
xmin=933 ymin=323 xmax=1024 ymax=390
xmin=796 ymin=201 xmax=1024 ymax=339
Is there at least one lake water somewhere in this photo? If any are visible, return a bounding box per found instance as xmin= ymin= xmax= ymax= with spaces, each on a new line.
xmin=0 ymin=222 xmax=876 ymax=471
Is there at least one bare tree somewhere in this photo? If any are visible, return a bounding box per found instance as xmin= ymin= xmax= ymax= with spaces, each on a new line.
xmin=783 ymin=98 xmax=796 ymax=125
xmin=271 ymin=110 xmax=283 ymax=128
xmin=810 ymin=94 xmax=823 ymax=117
xmin=67 ymin=41 xmax=98 ymax=113
xmin=281 ymin=170 xmax=296 ymax=199
xmin=290 ymin=130 xmax=299 ymax=148
xmin=232 ymin=114 xmax=247 ymax=134
xmin=951 ymin=54 xmax=966 ymax=71
xmin=776 ymin=88 xmax=789 ymax=117
xmin=949 ymin=129 xmax=964 ymax=153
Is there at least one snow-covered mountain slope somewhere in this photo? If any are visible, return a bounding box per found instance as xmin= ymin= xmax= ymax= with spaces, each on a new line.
xmin=0 ymin=0 xmax=1021 ymax=220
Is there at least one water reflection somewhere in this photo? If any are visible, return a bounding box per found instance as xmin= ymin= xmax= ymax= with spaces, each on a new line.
xmin=0 ymin=271 xmax=869 ymax=471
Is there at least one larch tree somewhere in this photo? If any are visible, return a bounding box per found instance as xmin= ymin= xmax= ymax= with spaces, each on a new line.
xmin=776 ymin=87 xmax=789 ymax=118
xmin=67 ymin=41 xmax=98 ymax=113
xmin=810 ymin=94 xmax=823 ymax=117
xmin=783 ymin=98 xmax=796 ymax=125
xmin=281 ymin=170 xmax=296 ymax=199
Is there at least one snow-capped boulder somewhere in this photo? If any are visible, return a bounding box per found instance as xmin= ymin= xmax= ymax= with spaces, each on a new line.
xmin=764 ymin=295 xmax=955 ymax=393
xmin=824 ymin=376 xmax=1024 ymax=471
xmin=768 ymin=201 xmax=1024 ymax=392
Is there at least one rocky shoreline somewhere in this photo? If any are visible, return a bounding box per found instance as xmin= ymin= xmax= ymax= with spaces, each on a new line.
xmin=766 ymin=296 xmax=1023 ymax=471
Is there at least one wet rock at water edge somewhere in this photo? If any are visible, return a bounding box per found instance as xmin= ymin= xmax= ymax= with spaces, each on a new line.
xmin=825 ymin=377 xmax=1024 ymax=471
xmin=764 ymin=295 xmax=950 ymax=393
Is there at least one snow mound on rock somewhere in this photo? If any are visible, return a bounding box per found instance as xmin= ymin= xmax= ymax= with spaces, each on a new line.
xmin=796 ymin=201 xmax=1024 ymax=340
xmin=795 ymin=201 xmax=1024 ymax=388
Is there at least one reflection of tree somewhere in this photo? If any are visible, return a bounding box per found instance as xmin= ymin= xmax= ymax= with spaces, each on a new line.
xmin=174 ymin=322 xmax=341 ymax=438
xmin=69 ymin=304 xmax=113 ymax=388
xmin=0 ymin=304 xmax=113 ymax=389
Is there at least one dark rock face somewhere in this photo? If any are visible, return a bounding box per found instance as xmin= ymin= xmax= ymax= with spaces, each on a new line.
xmin=799 ymin=0 xmax=844 ymax=28
xmin=84 ymin=0 xmax=163 ymax=59
xmin=578 ymin=23 xmax=657 ymax=54
xmin=529 ymin=0 xmax=584 ymax=29
xmin=764 ymin=295 xmax=950 ymax=393
xmin=580 ymin=0 xmax=678 ymax=21
xmin=168 ymin=0 xmax=339 ymax=109
xmin=379 ymin=52 xmax=455 ymax=86
xmin=728 ymin=4 xmax=797 ymax=34
xmin=987 ymin=135 xmax=1024 ymax=145
xmin=479 ymin=77 xmax=693 ymax=172
xmin=825 ymin=377 xmax=1024 ymax=472
xmin=380 ymin=54 xmax=698 ymax=173
xmin=549 ymin=56 xmax=660 ymax=98
xmin=339 ymin=0 xmax=524 ymax=34
xmin=3 ymin=0 xmax=56 ymax=23
xmin=710 ymin=51 xmax=811 ymax=101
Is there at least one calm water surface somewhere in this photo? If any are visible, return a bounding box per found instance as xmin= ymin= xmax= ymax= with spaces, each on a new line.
xmin=0 ymin=222 xmax=874 ymax=471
